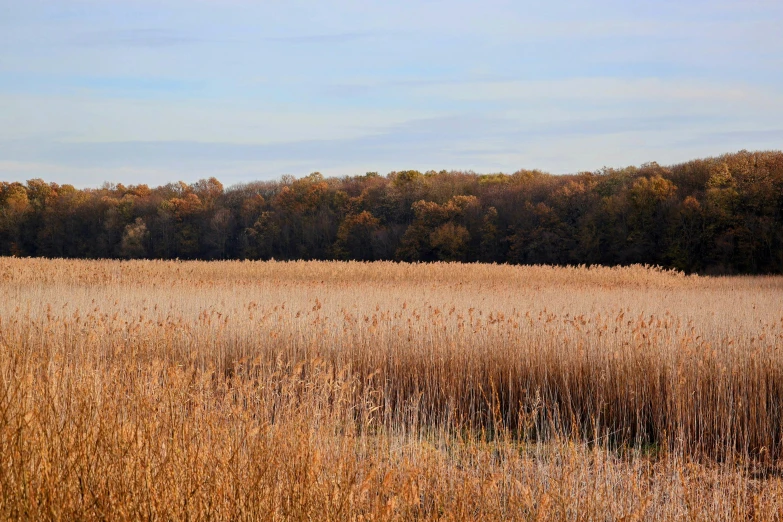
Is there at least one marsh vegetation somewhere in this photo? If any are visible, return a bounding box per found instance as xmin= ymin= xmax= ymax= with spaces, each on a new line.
xmin=1 ymin=259 xmax=782 ymax=519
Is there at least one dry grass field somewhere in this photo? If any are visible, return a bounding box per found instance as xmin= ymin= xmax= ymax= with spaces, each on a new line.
xmin=1 ymin=258 xmax=783 ymax=520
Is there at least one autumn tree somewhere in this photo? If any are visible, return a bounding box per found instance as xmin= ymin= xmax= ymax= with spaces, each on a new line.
xmin=397 ymin=195 xmax=478 ymax=261
xmin=119 ymin=218 xmax=149 ymax=258
xmin=2 ymin=150 xmax=783 ymax=273
xmin=0 ymin=182 xmax=29 ymax=256
xmin=333 ymin=211 xmax=383 ymax=261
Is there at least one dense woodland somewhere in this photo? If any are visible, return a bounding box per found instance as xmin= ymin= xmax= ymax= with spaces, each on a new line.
xmin=1 ymin=150 xmax=782 ymax=274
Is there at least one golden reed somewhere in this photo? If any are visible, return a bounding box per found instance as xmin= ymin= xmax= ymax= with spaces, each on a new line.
xmin=1 ymin=258 xmax=782 ymax=520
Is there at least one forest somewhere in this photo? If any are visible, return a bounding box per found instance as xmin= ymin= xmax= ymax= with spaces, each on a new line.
xmin=1 ymin=149 xmax=782 ymax=274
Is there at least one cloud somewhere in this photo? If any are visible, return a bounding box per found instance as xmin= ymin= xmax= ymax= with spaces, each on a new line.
xmin=0 ymin=112 xmax=727 ymax=172
xmin=262 ymin=32 xmax=371 ymax=44
xmin=71 ymin=29 xmax=204 ymax=48
xmin=676 ymin=129 xmax=783 ymax=148
xmin=407 ymin=77 xmax=755 ymax=105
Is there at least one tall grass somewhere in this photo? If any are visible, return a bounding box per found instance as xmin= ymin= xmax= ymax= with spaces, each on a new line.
xmin=1 ymin=258 xmax=782 ymax=519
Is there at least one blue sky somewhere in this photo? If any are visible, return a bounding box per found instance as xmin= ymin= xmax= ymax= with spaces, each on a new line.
xmin=1 ymin=0 xmax=782 ymax=187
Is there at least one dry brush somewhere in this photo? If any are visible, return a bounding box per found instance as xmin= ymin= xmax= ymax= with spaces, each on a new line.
xmin=1 ymin=258 xmax=782 ymax=520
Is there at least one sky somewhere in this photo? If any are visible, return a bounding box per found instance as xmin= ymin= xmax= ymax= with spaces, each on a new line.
xmin=1 ymin=0 xmax=782 ymax=187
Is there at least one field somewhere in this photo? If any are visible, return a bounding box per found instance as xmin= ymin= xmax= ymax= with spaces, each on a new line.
xmin=1 ymin=258 xmax=783 ymax=520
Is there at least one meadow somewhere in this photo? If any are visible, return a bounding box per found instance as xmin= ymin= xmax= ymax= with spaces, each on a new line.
xmin=1 ymin=258 xmax=783 ymax=520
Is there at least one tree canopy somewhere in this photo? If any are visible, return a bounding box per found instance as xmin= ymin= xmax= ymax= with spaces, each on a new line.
xmin=2 ymin=150 xmax=782 ymax=274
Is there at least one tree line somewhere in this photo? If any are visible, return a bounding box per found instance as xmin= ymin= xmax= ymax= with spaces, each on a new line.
xmin=1 ymin=150 xmax=782 ymax=274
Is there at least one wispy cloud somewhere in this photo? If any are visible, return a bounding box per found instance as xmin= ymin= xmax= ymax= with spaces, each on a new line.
xmin=262 ymin=32 xmax=371 ymax=44
xmin=71 ymin=29 xmax=204 ymax=48
xmin=0 ymin=112 xmax=732 ymax=173
xmin=676 ymin=129 xmax=783 ymax=148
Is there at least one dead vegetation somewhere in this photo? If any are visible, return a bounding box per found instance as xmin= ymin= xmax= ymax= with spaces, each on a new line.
xmin=1 ymin=258 xmax=782 ymax=520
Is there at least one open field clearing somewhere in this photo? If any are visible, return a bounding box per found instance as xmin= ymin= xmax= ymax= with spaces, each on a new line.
xmin=2 ymin=258 xmax=783 ymax=520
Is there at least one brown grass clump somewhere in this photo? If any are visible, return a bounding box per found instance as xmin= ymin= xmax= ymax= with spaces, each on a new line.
xmin=1 ymin=258 xmax=782 ymax=520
